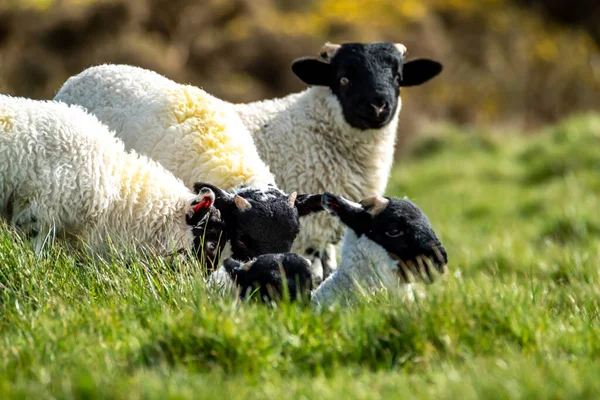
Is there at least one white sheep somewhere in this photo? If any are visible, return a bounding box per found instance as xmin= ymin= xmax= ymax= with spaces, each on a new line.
xmin=54 ymin=64 xmax=324 ymax=263
xmin=0 ymin=95 xmax=216 ymax=258
xmin=232 ymin=42 xmax=443 ymax=282
xmin=224 ymin=192 xmax=448 ymax=307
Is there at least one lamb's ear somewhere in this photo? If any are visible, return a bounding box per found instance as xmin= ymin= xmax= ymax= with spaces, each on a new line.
xmin=186 ymin=188 xmax=215 ymax=225
xmin=322 ymin=192 xmax=371 ymax=234
xmin=193 ymin=182 xmax=231 ymax=199
xmin=292 ymin=57 xmax=332 ymax=87
xmin=400 ymin=59 xmax=443 ymax=87
xmin=295 ymin=193 xmax=325 ymax=217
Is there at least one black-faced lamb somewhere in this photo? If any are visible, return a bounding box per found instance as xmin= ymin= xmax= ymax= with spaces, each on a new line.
xmin=224 ymin=192 xmax=448 ymax=306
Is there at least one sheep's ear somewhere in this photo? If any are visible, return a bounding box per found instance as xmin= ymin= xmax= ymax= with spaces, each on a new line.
xmin=223 ymin=257 xmax=242 ymax=276
xmin=292 ymin=57 xmax=332 ymax=87
xmin=322 ymin=192 xmax=371 ymax=234
xmin=234 ymin=195 xmax=252 ymax=212
xmin=399 ymin=59 xmax=443 ymax=87
xmin=193 ymin=182 xmax=231 ymax=200
xmin=295 ymin=193 xmax=324 ymax=217
xmin=186 ymin=188 xmax=215 ymax=225
xmin=287 ymin=192 xmax=297 ymax=208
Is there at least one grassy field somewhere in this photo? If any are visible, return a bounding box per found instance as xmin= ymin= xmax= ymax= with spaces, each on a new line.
xmin=1 ymin=114 xmax=599 ymax=399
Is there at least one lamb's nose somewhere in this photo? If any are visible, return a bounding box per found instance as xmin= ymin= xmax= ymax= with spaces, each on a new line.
xmin=371 ymin=101 xmax=387 ymax=117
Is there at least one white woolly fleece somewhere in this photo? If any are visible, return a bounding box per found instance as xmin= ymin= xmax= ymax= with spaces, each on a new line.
xmin=55 ymin=64 xmax=276 ymax=191
xmin=0 ymin=95 xmax=199 ymax=254
xmin=310 ymin=230 xmax=413 ymax=307
xmin=234 ymin=86 xmax=400 ymax=256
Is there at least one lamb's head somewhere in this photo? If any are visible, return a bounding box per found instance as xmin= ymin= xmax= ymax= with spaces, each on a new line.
xmin=186 ymin=187 xmax=227 ymax=270
xmin=322 ymin=192 xmax=448 ymax=283
xmin=194 ymin=182 xmax=324 ymax=261
xmin=292 ymin=42 xmax=442 ymax=130
xmin=223 ymin=253 xmax=313 ymax=303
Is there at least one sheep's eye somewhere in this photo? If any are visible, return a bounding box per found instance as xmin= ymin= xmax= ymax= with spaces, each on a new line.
xmin=386 ymin=229 xmax=404 ymax=238
xmin=340 ymin=77 xmax=350 ymax=86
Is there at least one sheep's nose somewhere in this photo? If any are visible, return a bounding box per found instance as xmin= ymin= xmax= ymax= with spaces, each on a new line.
xmin=370 ymin=101 xmax=387 ymax=117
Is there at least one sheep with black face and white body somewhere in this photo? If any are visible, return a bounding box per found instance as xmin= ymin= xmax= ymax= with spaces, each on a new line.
xmin=54 ymin=65 xmax=324 ymax=264
xmin=232 ymin=42 xmax=443 ymax=284
xmin=223 ymin=192 xmax=448 ymax=307
xmin=0 ymin=95 xmax=218 ymax=261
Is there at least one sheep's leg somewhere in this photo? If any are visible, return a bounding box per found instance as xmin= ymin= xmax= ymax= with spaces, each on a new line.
xmin=321 ymin=243 xmax=338 ymax=279
xmin=309 ymin=256 xmax=324 ymax=286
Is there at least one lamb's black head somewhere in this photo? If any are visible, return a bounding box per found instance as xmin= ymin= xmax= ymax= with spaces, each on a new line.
xmin=186 ymin=187 xmax=227 ymax=270
xmin=194 ymin=182 xmax=324 ymax=262
xmin=322 ymin=192 xmax=448 ymax=283
xmin=292 ymin=42 xmax=442 ymax=130
xmin=224 ymin=253 xmax=313 ymax=303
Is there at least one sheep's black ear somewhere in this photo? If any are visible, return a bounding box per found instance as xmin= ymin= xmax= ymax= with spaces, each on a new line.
xmin=193 ymin=182 xmax=230 ymax=199
xmin=292 ymin=57 xmax=333 ymax=87
xmin=295 ymin=193 xmax=325 ymax=217
xmin=400 ymin=59 xmax=443 ymax=87
xmin=186 ymin=187 xmax=215 ymax=226
xmin=193 ymin=181 xmax=234 ymax=212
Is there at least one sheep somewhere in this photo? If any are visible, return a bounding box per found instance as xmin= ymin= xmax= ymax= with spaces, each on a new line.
xmin=54 ymin=64 xmax=324 ymax=264
xmin=231 ymin=41 xmax=443 ymax=283
xmin=223 ymin=192 xmax=448 ymax=307
xmin=223 ymin=253 xmax=313 ymax=303
xmin=0 ymin=94 xmax=218 ymax=261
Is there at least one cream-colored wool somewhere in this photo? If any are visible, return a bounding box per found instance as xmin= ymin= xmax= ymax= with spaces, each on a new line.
xmin=54 ymin=64 xmax=275 ymax=191
xmin=234 ymin=87 xmax=400 ymax=262
xmin=0 ymin=95 xmax=203 ymax=254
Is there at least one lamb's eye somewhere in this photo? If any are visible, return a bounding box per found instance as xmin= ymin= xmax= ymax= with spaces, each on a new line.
xmin=340 ymin=77 xmax=350 ymax=86
xmin=386 ymin=229 xmax=404 ymax=238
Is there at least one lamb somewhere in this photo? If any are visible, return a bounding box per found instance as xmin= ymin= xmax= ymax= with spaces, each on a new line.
xmin=0 ymin=94 xmax=217 ymax=260
xmin=232 ymin=42 xmax=443 ymax=283
xmin=54 ymin=64 xmax=324 ymax=264
xmin=224 ymin=192 xmax=448 ymax=307
xmin=223 ymin=253 xmax=313 ymax=303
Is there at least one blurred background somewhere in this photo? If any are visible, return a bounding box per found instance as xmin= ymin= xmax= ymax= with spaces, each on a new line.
xmin=1 ymin=0 xmax=599 ymax=149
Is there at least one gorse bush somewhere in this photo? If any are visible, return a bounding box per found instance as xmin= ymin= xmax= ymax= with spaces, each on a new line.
xmin=0 ymin=0 xmax=598 ymax=145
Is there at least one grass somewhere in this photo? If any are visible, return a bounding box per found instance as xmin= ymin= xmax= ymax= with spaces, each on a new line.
xmin=1 ymin=113 xmax=600 ymax=399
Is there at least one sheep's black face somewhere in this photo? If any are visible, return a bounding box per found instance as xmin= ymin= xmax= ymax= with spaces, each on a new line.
xmin=187 ymin=188 xmax=228 ymax=270
xmin=292 ymin=42 xmax=443 ymax=130
xmin=191 ymin=209 xmax=227 ymax=272
xmin=323 ymin=192 xmax=448 ymax=282
xmin=229 ymin=190 xmax=302 ymax=261
xmin=194 ymin=183 xmax=324 ymax=262
xmin=224 ymin=253 xmax=313 ymax=303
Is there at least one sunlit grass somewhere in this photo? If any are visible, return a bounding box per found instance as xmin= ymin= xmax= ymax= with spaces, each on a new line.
xmin=1 ymin=114 xmax=599 ymax=398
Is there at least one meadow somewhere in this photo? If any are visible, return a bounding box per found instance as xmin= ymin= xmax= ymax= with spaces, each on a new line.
xmin=1 ymin=114 xmax=599 ymax=399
